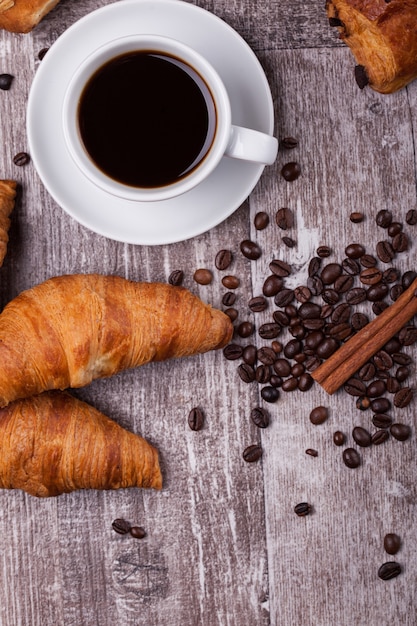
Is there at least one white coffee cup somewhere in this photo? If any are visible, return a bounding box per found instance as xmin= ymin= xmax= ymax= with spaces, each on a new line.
xmin=62 ymin=34 xmax=278 ymax=202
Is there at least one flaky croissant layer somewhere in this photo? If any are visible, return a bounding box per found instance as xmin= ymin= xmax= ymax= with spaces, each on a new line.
xmin=0 ymin=391 xmax=162 ymax=497
xmin=0 ymin=274 xmax=232 ymax=406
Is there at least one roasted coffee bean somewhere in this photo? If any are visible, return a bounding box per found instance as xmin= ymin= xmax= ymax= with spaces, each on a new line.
xmin=371 ymin=397 xmax=391 ymax=413
xmin=383 ymin=337 xmax=402 ymax=353
xmin=321 ymin=304 xmax=333 ymax=319
xmin=356 ymin=396 xmax=371 ymax=410
xmin=327 ymin=322 xmax=352 ymax=341
xmin=373 ymin=350 xmax=393 ymax=370
xmin=305 ymin=330 xmax=325 ymax=350
xmin=372 ymin=413 xmax=392 ymax=429
xmin=342 ymin=448 xmax=361 ymax=469
xmin=392 ymin=232 xmax=408 ymax=253
xmin=237 ymin=321 xmax=254 ymax=338
xmin=130 ymin=526 xmax=146 ymax=539
xmin=317 ymin=245 xmax=331 ymax=258
xmin=276 ymin=207 xmax=294 ymax=230
xmin=321 ymin=288 xmax=340 ymax=305
xmin=257 ymin=346 xmax=277 ymax=365
xmin=305 ymin=448 xmax=318 ymax=457
xmin=308 ymin=256 xmax=322 ymax=276
xmin=309 ymin=405 xmax=328 ymax=425
xmin=281 ymin=161 xmax=301 ymax=181
xmin=350 ymin=211 xmax=364 ymax=223
xmin=344 ymin=378 xmax=366 ymax=396
xmin=270 ymin=374 xmax=283 ymax=387
xmin=390 ymin=284 xmax=404 ymax=301
xmin=360 ymin=267 xmax=382 ymax=285
xmin=307 ymin=275 xmax=324 ymax=296
xmin=345 ymin=243 xmax=365 ymax=259
xmin=289 ymin=324 xmax=305 ymax=340
xmin=248 ymin=295 xmax=268 ymax=312
xmin=273 ymin=310 xmax=290 ymax=326
xmin=383 ymin=267 xmax=401 ymax=284
xmin=222 ymin=275 xmax=240 ymax=289
xmin=280 ymin=136 xmax=298 ymax=149
xmin=298 ymin=302 xmax=321 ymax=320
xmin=358 ymin=362 xmax=376 ymax=381
xmin=333 ymin=431 xmax=345 ymax=446
xmin=384 ymin=533 xmax=401 ymax=555
xmin=360 ymin=254 xmax=377 ymax=268
xmin=250 ymin=407 xmax=270 ymax=428
xmin=269 ymin=259 xmax=291 ymax=277
xmin=346 ymin=287 xmax=367 ymax=304
xmin=302 ymin=318 xmax=325 ymax=331
xmin=386 ymin=377 xmax=401 ymax=394
xmin=376 ymin=209 xmax=393 ymax=228
xmin=273 ymin=358 xmax=292 ymax=377
xmin=316 ymin=337 xmax=339 ymax=358
xmin=366 ymin=283 xmax=389 ymax=302
xmin=222 ymin=291 xmax=236 ymax=306
xmin=390 ymin=423 xmax=411 ymax=441
xmin=354 ymin=64 xmax=369 ymax=88
xmin=398 ymin=325 xmax=417 ymax=346
xmin=402 ymin=270 xmax=417 ymax=288
xmin=193 ymin=268 xmax=213 ymax=285
xmin=168 ymin=269 xmax=184 ymax=286
xmin=242 ymin=344 xmax=257 ymax=365
xmin=321 ymin=263 xmax=342 ymax=284
xmin=392 ymin=352 xmax=412 ymax=365
xmin=281 ymin=377 xmax=298 ymax=392
xmin=0 ymin=73 xmax=13 ymax=90
xmin=282 ymin=236 xmax=296 ymax=248
xmin=366 ymin=380 xmax=387 ymax=398
xmin=387 ymin=221 xmax=402 ymax=237
xmin=406 ymin=208 xmax=417 ymax=225
xmin=334 ymin=274 xmax=354 ymax=293
xmin=294 ymin=502 xmax=312 ymax=516
xmin=376 ymin=240 xmax=395 ymax=263
xmin=285 ymin=304 xmax=298 ymax=318
xmin=373 ymin=301 xmax=389 ymax=315
xmin=242 ymin=444 xmax=263 ymax=462
xmin=378 ymin=562 xmax=401 ymax=580
xmin=259 ymin=322 xmax=281 ymax=339
xmin=271 ymin=340 xmax=283 ymax=353
xmin=293 ymin=285 xmax=311 ymax=303
xmin=254 ymin=211 xmax=269 ymax=230
xmin=284 ymin=339 xmax=302 ymax=359
xmin=274 ymin=288 xmax=294 ymax=307
xmin=305 ymin=356 xmax=321 ymax=371
xmin=352 ymin=426 xmax=372 ymax=447
xmin=215 ymin=249 xmax=233 ymax=270
xmin=188 ymin=407 xmax=205 ymax=431
xmin=298 ymin=373 xmax=314 ymax=391
xmin=13 ymin=151 xmax=30 ymax=166
xmin=395 ymin=365 xmax=410 ymax=382
xmin=263 ymin=274 xmax=284 ymax=297
xmin=255 ymin=364 xmax=271 ymax=384
xmin=261 ymin=386 xmax=280 ymax=403
xmin=331 ymin=303 xmax=351 ymax=324
xmin=112 ymin=518 xmax=131 ymax=534
xmin=372 ymin=430 xmax=389 ymax=445
xmin=237 ymin=363 xmax=255 ymax=383
xmin=224 ymin=307 xmax=238 ymax=321
xmin=393 ymin=386 xmax=413 ymax=408
xmin=223 ymin=344 xmax=243 ymax=360
xmin=240 ymin=239 xmax=261 ymax=260
xmin=342 ymin=257 xmax=361 ymax=275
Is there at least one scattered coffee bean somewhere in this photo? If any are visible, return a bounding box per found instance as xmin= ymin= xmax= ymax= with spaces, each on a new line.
xmin=188 ymin=407 xmax=205 ymax=431
xmin=317 ymin=245 xmax=331 ymax=258
xmin=309 ymin=405 xmax=328 ymax=425
xmin=356 ymin=396 xmax=371 ymax=410
xmin=254 ymin=211 xmax=269 ymax=230
xmin=276 ymin=207 xmax=294 ymax=230
xmin=250 ymin=407 xmax=270 ymax=428
xmin=193 ymin=268 xmax=213 ymax=285
xmin=280 ymin=136 xmax=298 ymax=149
xmin=168 ymin=269 xmax=184 ymax=286
xmin=393 ymin=387 xmax=413 ymax=408
xmin=222 ymin=275 xmax=240 ymax=289
xmin=352 ymin=426 xmax=372 ymax=447
xmin=240 ymin=239 xmax=261 ymax=260
xmin=387 ymin=221 xmax=402 ymax=237
xmin=294 ymin=502 xmax=312 ymax=516
xmin=378 ymin=562 xmax=401 ymax=580
xmin=371 ymin=397 xmax=391 ymax=413
xmin=390 ymin=423 xmax=411 ymax=441
xmin=237 ymin=321 xmax=254 ymax=338
xmin=281 ymin=161 xmax=301 ymax=181
xmin=259 ymin=322 xmax=281 ymax=339
xmin=274 ymin=288 xmax=294 ymax=307
xmin=345 ymin=243 xmax=365 ymax=259
xmin=360 ymin=267 xmax=382 ymax=285
xmin=372 ymin=413 xmax=392 ymax=429
xmin=238 ymin=363 xmax=255 ymax=383
xmin=223 ymin=343 xmax=243 ymax=360
xmin=305 ymin=448 xmax=318 ymax=457
xmin=224 ymin=307 xmax=238 ymax=321
xmin=333 ymin=431 xmax=345 ymax=446
xmin=384 ymin=533 xmax=401 ymax=555
xmin=215 ymin=249 xmax=233 ymax=270
xmin=242 ymin=444 xmax=263 ymax=462
xmin=366 ymin=380 xmax=387 ymax=398
xmin=258 ymin=346 xmax=277 ymax=365
xmin=269 ymin=258 xmax=291 ymax=277
xmin=376 ymin=209 xmax=392 ymax=228
xmin=392 ymin=232 xmax=408 ymax=253
xmin=130 ymin=526 xmax=146 ymax=539
xmin=376 ymin=240 xmax=395 ymax=263
xmin=406 ymin=209 xmax=417 ymax=225
xmin=13 ymin=151 xmax=30 ymax=166
xmin=342 ymin=448 xmax=361 ymax=469
xmin=242 ymin=344 xmax=257 ymax=365
xmin=248 ymin=295 xmax=268 ymax=312
xmin=256 ymin=364 xmax=271 ymax=384
xmin=222 ymin=291 xmax=236 ymax=306
xmin=282 ymin=236 xmax=296 ymax=248
xmin=344 ymin=378 xmax=366 ymax=396
xmin=263 ymin=274 xmax=284 ymax=297
xmin=371 ymin=430 xmax=389 ymax=445
xmin=261 ymin=386 xmax=280 ymax=403
xmin=0 ymin=73 xmax=13 ymax=90
xmin=350 ymin=212 xmax=364 ymax=223
xmin=112 ymin=518 xmax=131 ymax=535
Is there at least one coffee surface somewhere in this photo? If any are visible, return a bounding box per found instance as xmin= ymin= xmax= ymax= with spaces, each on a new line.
xmin=78 ymin=50 xmax=216 ymax=188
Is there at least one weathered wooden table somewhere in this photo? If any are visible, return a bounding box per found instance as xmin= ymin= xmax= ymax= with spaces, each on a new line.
xmin=0 ymin=1 xmax=416 ymax=624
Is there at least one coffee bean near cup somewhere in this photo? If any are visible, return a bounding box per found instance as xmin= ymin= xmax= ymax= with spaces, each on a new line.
xmin=62 ymin=34 xmax=278 ymax=202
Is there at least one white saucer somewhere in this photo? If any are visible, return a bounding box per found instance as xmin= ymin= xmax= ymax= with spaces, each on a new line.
xmin=27 ymin=0 xmax=275 ymax=245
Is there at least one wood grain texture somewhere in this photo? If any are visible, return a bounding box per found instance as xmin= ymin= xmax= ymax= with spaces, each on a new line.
xmin=0 ymin=1 xmax=416 ymax=625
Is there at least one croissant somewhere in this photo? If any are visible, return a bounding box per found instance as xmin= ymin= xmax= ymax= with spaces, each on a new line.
xmin=0 ymin=0 xmax=60 ymax=32
xmin=0 ymin=391 xmax=162 ymax=497
xmin=326 ymin=0 xmax=417 ymax=93
xmin=0 ymin=179 xmax=16 ymax=267
xmin=0 ymin=274 xmax=232 ymax=406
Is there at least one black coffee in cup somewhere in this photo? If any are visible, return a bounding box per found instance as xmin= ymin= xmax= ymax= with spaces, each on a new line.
xmin=77 ymin=50 xmax=216 ymax=188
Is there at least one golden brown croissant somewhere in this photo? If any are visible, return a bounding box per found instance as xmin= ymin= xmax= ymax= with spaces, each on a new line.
xmin=0 ymin=391 xmax=162 ymax=497
xmin=0 ymin=180 xmax=16 ymax=267
xmin=0 ymin=0 xmax=60 ymax=32
xmin=0 ymin=274 xmax=232 ymax=406
xmin=326 ymin=0 xmax=417 ymax=93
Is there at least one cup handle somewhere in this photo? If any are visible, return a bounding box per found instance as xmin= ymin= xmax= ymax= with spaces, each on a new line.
xmin=225 ymin=125 xmax=278 ymax=165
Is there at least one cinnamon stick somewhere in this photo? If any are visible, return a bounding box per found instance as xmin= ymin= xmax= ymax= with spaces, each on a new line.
xmin=312 ymin=277 xmax=417 ymax=394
